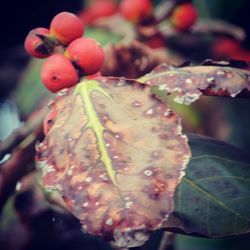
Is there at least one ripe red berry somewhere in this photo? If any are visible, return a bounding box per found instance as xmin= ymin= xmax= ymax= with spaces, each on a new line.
xmin=65 ymin=38 xmax=105 ymax=75
xmin=80 ymin=0 xmax=117 ymax=25
xmin=43 ymin=110 xmax=58 ymax=135
xmin=212 ymin=38 xmax=240 ymax=59
xmin=231 ymin=49 xmax=250 ymax=61
xmin=119 ymin=0 xmax=153 ymax=23
xmin=146 ymin=33 xmax=166 ymax=49
xmin=170 ymin=3 xmax=197 ymax=31
xmin=41 ymin=54 xmax=79 ymax=93
xmin=50 ymin=12 xmax=84 ymax=45
xmin=24 ymin=28 xmax=53 ymax=58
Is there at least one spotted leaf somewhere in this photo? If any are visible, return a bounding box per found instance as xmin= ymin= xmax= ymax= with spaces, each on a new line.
xmin=138 ymin=63 xmax=250 ymax=105
xmin=36 ymin=78 xmax=190 ymax=248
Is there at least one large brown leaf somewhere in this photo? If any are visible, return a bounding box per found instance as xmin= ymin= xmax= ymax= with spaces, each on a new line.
xmin=36 ymin=78 xmax=190 ymax=248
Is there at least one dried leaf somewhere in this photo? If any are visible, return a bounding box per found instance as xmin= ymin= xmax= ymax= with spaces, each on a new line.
xmin=36 ymin=78 xmax=190 ymax=248
xmin=138 ymin=64 xmax=250 ymax=105
xmin=102 ymin=41 xmax=181 ymax=79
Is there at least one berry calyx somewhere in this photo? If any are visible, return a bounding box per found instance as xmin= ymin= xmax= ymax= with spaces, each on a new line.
xmin=24 ymin=28 xmax=54 ymax=58
xmin=170 ymin=3 xmax=197 ymax=31
xmin=119 ymin=0 xmax=153 ymax=23
xmin=80 ymin=0 xmax=117 ymax=25
xmin=41 ymin=54 xmax=79 ymax=93
xmin=43 ymin=110 xmax=58 ymax=135
xmin=50 ymin=12 xmax=84 ymax=45
xmin=65 ymin=37 xmax=105 ymax=75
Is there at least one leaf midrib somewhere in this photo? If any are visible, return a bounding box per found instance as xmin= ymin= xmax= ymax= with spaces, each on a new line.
xmin=74 ymin=80 xmax=117 ymax=186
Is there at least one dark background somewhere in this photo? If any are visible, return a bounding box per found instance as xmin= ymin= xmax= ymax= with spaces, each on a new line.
xmin=1 ymin=0 xmax=250 ymax=49
xmin=0 ymin=0 xmax=82 ymax=48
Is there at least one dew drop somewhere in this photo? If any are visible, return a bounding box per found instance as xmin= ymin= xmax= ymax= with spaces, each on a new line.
xmin=217 ymin=70 xmax=225 ymax=76
xmin=67 ymin=170 xmax=73 ymax=176
xmin=83 ymin=202 xmax=89 ymax=207
xmin=144 ymin=169 xmax=153 ymax=176
xmin=163 ymin=110 xmax=170 ymax=116
xmin=151 ymin=151 xmax=162 ymax=159
xmin=15 ymin=182 xmax=22 ymax=191
xmin=125 ymin=201 xmax=133 ymax=209
xmin=132 ymin=101 xmax=142 ymax=107
xmin=115 ymin=134 xmax=121 ymax=139
xmin=85 ymin=177 xmax=92 ymax=183
xmin=206 ymin=77 xmax=215 ymax=83
xmin=146 ymin=108 xmax=154 ymax=115
xmin=158 ymin=84 xmax=167 ymax=91
xmin=185 ymin=78 xmax=193 ymax=84
xmin=117 ymin=79 xmax=126 ymax=86
xmin=106 ymin=218 xmax=113 ymax=226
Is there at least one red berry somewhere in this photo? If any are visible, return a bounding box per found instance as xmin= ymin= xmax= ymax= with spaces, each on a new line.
xmin=119 ymin=0 xmax=153 ymax=23
xmin=41 ymin=54 xmax=79 ymax=93
xmin=212 ymin=38 xmax=240 ymax=59
xmin=80 ymin=0 xmax=117 ymax=25
xmin=231 ymin=49 xmax=250 ymax=61
xmin=146 ymin=33 xmax=166 ymax=49
xmin=50 ymin=12 xmax=84 ymax=45
xmin=65 ymin=38 xmax=105 ymax=75
xmin=43 ymin=110 xmax=58 ymax=135
xmin=170 ymin=3 xmax=197 ymax=31
xmin=24 ymin=28 xmax=53 ymax=58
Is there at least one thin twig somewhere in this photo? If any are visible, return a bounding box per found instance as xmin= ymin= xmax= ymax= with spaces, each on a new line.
xmin=0 ymin=107 xmax=47 ymax=212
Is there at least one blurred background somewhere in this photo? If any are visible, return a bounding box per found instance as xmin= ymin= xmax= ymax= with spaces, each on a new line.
xmin=1 ymin=0 xmax=250 ymax=249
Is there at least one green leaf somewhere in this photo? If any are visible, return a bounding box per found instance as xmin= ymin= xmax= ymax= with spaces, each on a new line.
xmin=15 ymin=59 xmax=52 ymax=117
xmin=84 ymin=27 xmax=121 ymax=46
xmin=164 ymin=134 xmax=250 ymax=237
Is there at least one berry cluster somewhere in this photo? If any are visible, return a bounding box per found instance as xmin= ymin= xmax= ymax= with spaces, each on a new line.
xmin=118 ymin=0 xmax=197 ymax=31
xmin=24 ymin=12 xmax=105 ymax=93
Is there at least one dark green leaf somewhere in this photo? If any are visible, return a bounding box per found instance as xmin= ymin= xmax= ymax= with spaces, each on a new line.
xmin=164 ymin=134 xmax=250 ymax=237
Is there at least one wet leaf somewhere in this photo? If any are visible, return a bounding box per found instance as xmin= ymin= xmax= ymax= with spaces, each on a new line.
xmin=138 ymin=63 xmax=250 ymax=105
xmin=164 ymin=134 xmax=250 ymax=237
xmin=36 ymin=78 xmax=190 ymax=248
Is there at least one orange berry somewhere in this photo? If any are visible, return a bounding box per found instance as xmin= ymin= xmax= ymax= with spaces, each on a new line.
xmin=50 ymin=12 xmax=84 ymax=45
xmin=170 ymin=3 xmax=197 ymax=31
xmin=41 ymin=54 xmax=79 ymax=93
xmin=24 ymin=28 xmax=53 ymax=58
xmin=65 ymin=37 xmax=105 ymax=75
xmin=119 ymin=0 xmax=153 ymax=23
